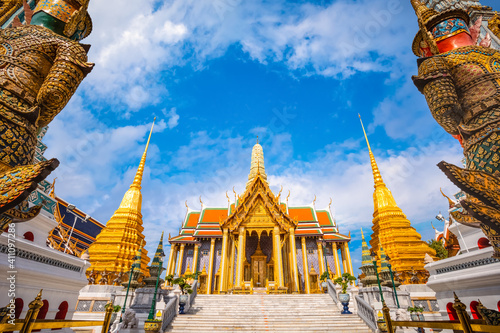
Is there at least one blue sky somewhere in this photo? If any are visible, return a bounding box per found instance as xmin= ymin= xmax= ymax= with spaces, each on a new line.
xmin=44 ymin=0 xmax=498 ymax=276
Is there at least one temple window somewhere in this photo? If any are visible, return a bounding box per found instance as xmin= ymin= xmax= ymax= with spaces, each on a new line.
xmin=470 ymin=301 xmax=482 ymax=319
xmin=23 ymin=231 xmax=34 ymax=242
xmin=201 ymin=250 xmax=209 ymax=256
xmin=14 ymin=298 xmax=23 ymax=319
xmin=446 ymin=302 xmax=458 ymax=321
xmin=187 ymin=249 xmax=193 ymax=255
xmin=477 ymin=237 xmax=491 ymax=249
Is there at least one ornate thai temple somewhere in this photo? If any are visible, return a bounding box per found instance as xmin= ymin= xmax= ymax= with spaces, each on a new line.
xmin=86 ymin=121 xmax=156 ymax=283
xmin=359 ymin=117 xmax=436 ymax=284
xmin=166 ymin=141 xmax=354 ymax=294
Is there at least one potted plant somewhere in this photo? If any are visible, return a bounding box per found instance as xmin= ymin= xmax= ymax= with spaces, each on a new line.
xmin=377 ymin=313 xmax=388 ymax=333
xmin=104 ymin=304 xmax=121 ymax=324
xmin=319 ymin=271 xmax=330 ymax=289
xmin=165 ymin=273 xmax=197 ymax=314
xmin=334 ymin=272 xmax=356 ymax=314
xmin=408 ymin=306 xmax=424 ymax=321
xmin=144 ymin=319 xmax=162 ymax=333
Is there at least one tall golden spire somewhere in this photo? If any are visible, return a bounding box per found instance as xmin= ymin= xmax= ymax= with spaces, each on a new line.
xmin=359 ymin=114 xmax=385 ymax=187
xmin=246 ymin=139 xmax=268 ymax=188
xmin=87 ymin=119 xmax=156 ymax=282
xmin=358 ymin=114 xmax=435 ymax=284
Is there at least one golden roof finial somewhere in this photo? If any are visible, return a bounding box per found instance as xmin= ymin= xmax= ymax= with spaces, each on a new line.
xmin=359 ymin=114 xmax=385 ymax=187
xmin=256 ymin=136 xmax=259 ymax=144
xmin=247 ymin=140 xmax=268 ymax=188
xmin=199 ymin=196 xmax=203 ymax=208
xmin=361 ymin=227 xmax=365 ymax=239
xmin=440 ymin=188 xmax=457 ymax=208
xmin=131 ymin=118 xmax=155 ymax=190
xmin=50 ymin=177 xmax=57 ymax=198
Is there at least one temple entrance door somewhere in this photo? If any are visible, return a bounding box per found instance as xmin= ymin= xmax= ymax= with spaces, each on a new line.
xmin=251 ymin=242 xmax=267 ymax=288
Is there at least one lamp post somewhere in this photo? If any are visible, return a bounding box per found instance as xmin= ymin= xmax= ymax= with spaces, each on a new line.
xmin=120 ymin=262 xmax=136 ymax=322
xmin=370 ymin=249 xmax=384 ymax=303
xmin=385 ymin=254 xmax=400 ymax=308
xmin=148 ymin=250 xmax=165 ymax=320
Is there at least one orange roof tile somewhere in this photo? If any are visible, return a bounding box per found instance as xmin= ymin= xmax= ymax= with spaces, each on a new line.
xmin=185 ymin=212 xmax=200 ymax=228
xmin=288 ymin=207 xmax=315 ymax=221
xmin=201 ymin=208 xmax=228 ymax=223
xmin=317 ymin=211 xmax=333 ymax=227
xmin=194 ymin=230 xmax=223 ymax=237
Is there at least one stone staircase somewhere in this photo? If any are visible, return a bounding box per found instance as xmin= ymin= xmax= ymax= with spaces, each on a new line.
xmin=164 ymin=294 xmax=373 ymax=332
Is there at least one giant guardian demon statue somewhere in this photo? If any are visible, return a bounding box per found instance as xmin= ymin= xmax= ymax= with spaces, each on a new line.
xmin=0 ymin=0 xmax=93 ymax=222
xmin=411 ymin=0 xmax=500 ymax=258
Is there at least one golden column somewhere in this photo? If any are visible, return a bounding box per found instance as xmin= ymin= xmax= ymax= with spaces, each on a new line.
xmin=219 ymin=228 xmax=229 ymax=293
xmin=345 ymin=242 xmax=354 ymax=275
xmin=207 ymin=238 xmax=216 ymax=294
xmin=332 ymin=243 xmax=342 ymax=278
xmin=166 ymin=244 xmax=177 ymax=277
xmin=316 ymin=241 xmax=326 ymax=276
xmin=341 ymin=243 xmax=348 ymax=274
xmin=193 ymin=243 xmax=200 ymax=274
xmin=228 ymin=236 xmax=235 ymax=290
xmin=235 ymin=227 xmax=246 ymax=287
xmin=176 ymin=244 xmax=185 ymax=276
xmin=301 ymin=237 xmax=311 ymax=294
xmin=289 ymin=228 xmax=300 ymax=293
xmin=273 ymin=226 xmax=284 ymax=286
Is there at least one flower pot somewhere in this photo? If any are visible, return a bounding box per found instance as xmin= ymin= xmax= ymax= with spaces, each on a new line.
xmin=418 ymin=313 xmax=425 ymax=321
xmin=338 ymin=293 xmax=350 ymax=303
xmin=321 ymin=282 xmax=327 ymax=288
xmin=144 ymin=320 xmax=161 ymax=333
xmin=377 ymin=321 xmax=388 ymax=333
xmin=179 ymin=294 xmax=188 ymax=305
xmin=410 ymin=313 xmax=419 ymax=321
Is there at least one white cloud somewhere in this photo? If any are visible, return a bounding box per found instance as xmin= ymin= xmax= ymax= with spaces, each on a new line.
xmin=163 ymin=107 xmax=180 ymax=129
xmin=81 ymin=0 xmax=418 ymax=111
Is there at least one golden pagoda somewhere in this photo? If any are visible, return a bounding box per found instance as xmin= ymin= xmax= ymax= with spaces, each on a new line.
xmin=87 ymin=120 xmax=156 ymax=283
xmin=359 ymin=115 xmax=435 ymax=284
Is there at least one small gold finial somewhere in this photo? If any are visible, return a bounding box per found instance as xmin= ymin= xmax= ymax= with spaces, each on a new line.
xmin=226 ymin=191 xmax=230 ymax=204
xmin=256 ymin=136 xmax=259 ymax=144
xmin=360 ymin=228 xmax=364 ymax=239
xmin=440 ymin=188 xmax=456 ymax=208
xmin=199 ymin=196 xmax=203 ymax=207
xmin=328 ymin=197 xmax=332 ymax=210
xmin=185 ymin=200 xmax=189 ymax=209
xmin=312 ymin=195 xmax=317 ymax=205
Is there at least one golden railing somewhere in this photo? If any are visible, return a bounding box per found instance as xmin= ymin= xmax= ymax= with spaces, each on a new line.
xmin=381 ymin=292 xmax=500 ymax=333
xmin=0 ymin=290 xmax=113 ymax=333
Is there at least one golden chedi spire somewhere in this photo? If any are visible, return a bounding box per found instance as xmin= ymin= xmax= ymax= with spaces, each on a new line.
xmin=88 ymin=119 xmax=156 ymax=281
xmin=246 ymin=137 xmax=268 ymax=188
xmin=359 ymin=115 xmax=435 ymax=284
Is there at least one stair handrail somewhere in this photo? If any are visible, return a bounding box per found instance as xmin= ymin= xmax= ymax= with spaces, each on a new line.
xmin=161 ymin=295 xmax=178 ymax=332
xmin=184 ymin=280 xmax=198 ymax=313
xmin=326 ymin=279 xmax=338 ymax=304
xmin=355 ymin=295 xmax=377 ymax=332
